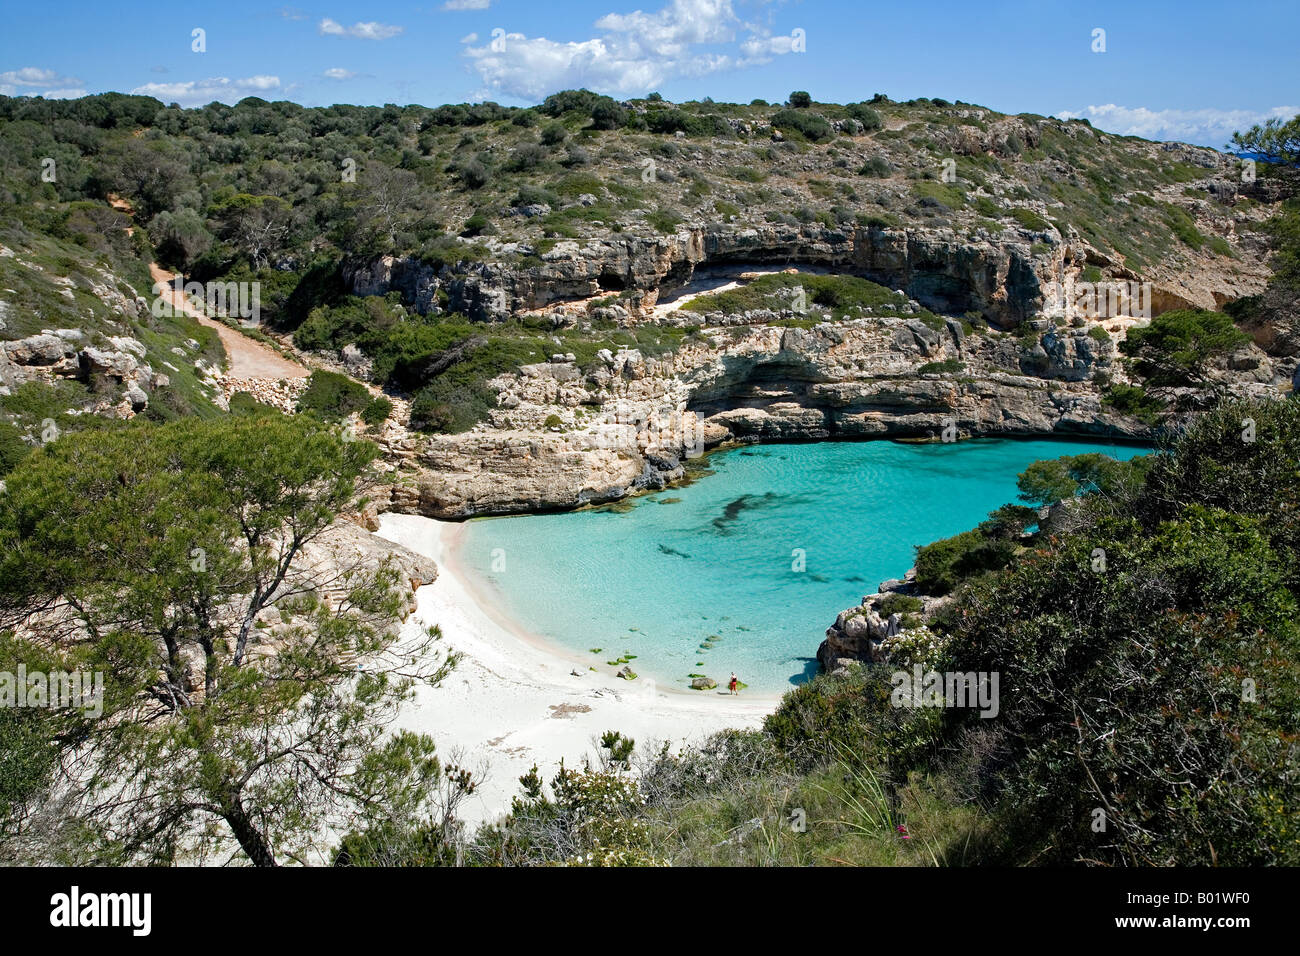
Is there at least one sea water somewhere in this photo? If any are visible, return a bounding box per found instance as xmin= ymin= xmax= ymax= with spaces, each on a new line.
xmin=458 ymin=438 xmax=1149 ymax=693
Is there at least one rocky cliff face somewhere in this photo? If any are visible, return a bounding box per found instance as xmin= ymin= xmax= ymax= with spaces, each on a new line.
xmin=343 ymin=219 xmax=1267 ymax=333
xmin=364 ymin=304 xmax=1285 ymax=519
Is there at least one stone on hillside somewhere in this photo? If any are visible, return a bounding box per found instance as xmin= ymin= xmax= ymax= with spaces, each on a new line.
xmin=79 ymin=346 xmax=138 ymax=381
xmin=1228 ymin=347 xmax=1261 ymax=371
xmin=108 ymin=336 xmax=147 ymax=358
xmin=124 ymin=383 xmax=148 ymax=411
xmin=340 ymin=343 xmax=370 ymax=374
xmin=4 ymin=333 xmax=71 ymax=366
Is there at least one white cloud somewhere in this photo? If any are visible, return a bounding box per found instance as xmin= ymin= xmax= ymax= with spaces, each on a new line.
xmin=1 ymin=67 xmax=62 ymax=86
xmin=0 ymin=66 xmax=83 ymax=88
xmin=323 ymin=67 xmax=358 ymax=79
xmin=460 ymin=33 xmax=479 ymax=44
xmin=318 ymin=18 xmax=404 ymax=39
xmin=130 ymin=75 xmax=282 ymax=107
xmin=1057 ymin=103 xmax=1300 ymax=147
xmin=444 ymin=0 xmax=492 ymax=9
xmin=0 ymin=67 xmax=88 ymax=99
xmin=463 ymin=0 xmax=795 ymax=101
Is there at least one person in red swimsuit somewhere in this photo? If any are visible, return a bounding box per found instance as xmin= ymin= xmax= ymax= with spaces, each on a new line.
xmin=729 ymin=673 xmax=738 ymax=695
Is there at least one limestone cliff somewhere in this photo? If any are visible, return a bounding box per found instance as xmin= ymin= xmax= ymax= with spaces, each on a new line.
xmin=364 ymin=307 xmax=1285 ymax=519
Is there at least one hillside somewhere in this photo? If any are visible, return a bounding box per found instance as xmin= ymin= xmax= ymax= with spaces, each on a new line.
xmin=3 ymin=91 xmax=1293 ymax=515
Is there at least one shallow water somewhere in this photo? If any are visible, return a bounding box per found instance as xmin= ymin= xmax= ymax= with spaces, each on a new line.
xmin=458 ymin=438 xmax=1149 ymax=693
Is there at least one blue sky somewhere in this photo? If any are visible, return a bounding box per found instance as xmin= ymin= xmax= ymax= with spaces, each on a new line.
xmin=1 ymin=0 xmax=1296 ymax=147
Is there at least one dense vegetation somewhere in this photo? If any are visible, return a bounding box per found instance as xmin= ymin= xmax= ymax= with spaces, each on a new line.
xmin=2 ymin=90 xmax=1276 ymax=437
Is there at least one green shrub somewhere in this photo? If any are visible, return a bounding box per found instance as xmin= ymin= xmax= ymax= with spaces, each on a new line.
xmin=644 ymin=110 xmax=731 ymax=137
xmin=0 ymin=421 xmax=30 ymax=475
xmin=296 ymin=370 xmax=371 ymax=421
xmin=930 ymin=399 xmax=1300 ymax=865
xmin=514 ymin=184 xmax=558 ymax=208
xmin=770 ymin=109 xmax=834 ymax=143
xmin=540 ymin=89 xmax=604 ymax=117
xmin=1163 ymin=204 xmax=1204 ymax=250
xmin=409 ymin=382 xmax=495 ymax=434
xmin=227 ymin=391 xmax=275 ymax=417
xmin=1206 ymin=235 xmax=1234 ymax=257
xmin=1015 ymin=452 xmax=1145 ymax=508
xmin=876 ymin=593 xmax=924 ymax=616
xmin=913 ymin=528 xmax=1018 ymax=596
xmin=361 ymin=396 xmax=392 ymax=426
xmin=1010 ymin=207 xmax=1049 ymax=231
xmin=858 ymin=156 xmax=892 ymax=177
xmin=461 ymin=213 xmax=490 ymax=237
xmin=589 ymin=98 xmax=627 ymax=131
xmin=912 ymin=180 xmax=966 ymax=210
xmin=681 ymin=272 xmax=929 ymax=322
xmin=1102 ymin=383 xmax=1166 ymax=424
xmin=647 ymin=210 xmax=682 ymax=234
xmin=1120 ymin=309 xmax=1249 ymax=388
xmin=917 ymin=358 xmax=964 ymax=375
xmin=845 ymin=103 xmax=883 ymax=130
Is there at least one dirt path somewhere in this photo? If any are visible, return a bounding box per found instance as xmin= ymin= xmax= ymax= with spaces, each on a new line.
xmin=108 ymin=194 xmax=135 ymax=235
xmin=149 ymin=263 xmax=308 ymax=380
xmin=108 ymin=192 xmax=306 ymax=382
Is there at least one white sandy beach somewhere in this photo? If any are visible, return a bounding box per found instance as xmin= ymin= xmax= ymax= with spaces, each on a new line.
xmin=375 ymin=512 xmax=778 ymax=826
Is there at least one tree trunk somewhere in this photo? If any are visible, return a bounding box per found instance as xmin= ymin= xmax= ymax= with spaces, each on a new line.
xmin=224 ymin=802 xmax=278 ymax=867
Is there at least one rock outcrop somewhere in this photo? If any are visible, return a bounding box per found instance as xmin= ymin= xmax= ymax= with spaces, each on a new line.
xmin=346 ymin=218 xmax=1268 ymax=333
xmin=818 ymin=572 xmax=949 ymax=674
xmin=366 ymin=306 xmax=1291 ymax=519
xmin=298 ymin=519 xmax=436 ymax=618
xmin=1 ymin=330 xmax=169 ymax=416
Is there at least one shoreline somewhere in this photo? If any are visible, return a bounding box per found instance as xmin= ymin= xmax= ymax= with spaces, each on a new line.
xmin=439 ymin=516 xmax=769 ymax=700
xmin=376 ymin=512 xmax=778 ymax=826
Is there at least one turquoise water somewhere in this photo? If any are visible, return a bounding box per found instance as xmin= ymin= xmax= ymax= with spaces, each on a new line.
xmin=458 ymin=438 xmax=1149 ymax=693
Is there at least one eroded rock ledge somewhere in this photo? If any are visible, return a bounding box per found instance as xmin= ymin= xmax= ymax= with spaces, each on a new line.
xmin=344 ymin=220 xmax=1267 ymax=332
xmin=366 ymin=311 xmax=1285 ymax=520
